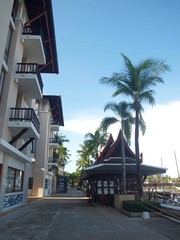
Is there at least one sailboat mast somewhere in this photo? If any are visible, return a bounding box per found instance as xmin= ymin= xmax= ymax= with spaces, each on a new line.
xmin=174 ymin=151 xmax=180 ymax=178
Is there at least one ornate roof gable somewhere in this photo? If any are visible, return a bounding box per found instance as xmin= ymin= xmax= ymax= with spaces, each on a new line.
xmin=101 ymin=130 xmax=136 ymax=161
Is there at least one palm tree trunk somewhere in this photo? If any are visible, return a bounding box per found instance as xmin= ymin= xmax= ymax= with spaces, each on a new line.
xmin=135 ymin=103 xmax=143 ymax=199
xmin=121 ymin=123 xmax=126 ymax=194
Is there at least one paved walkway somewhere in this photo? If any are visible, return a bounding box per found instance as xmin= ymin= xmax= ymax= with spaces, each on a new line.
xmin=0 ymin=189 xmax=179 ymax=240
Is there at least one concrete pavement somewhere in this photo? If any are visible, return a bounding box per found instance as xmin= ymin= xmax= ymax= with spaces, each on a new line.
xmin=0 ymin=189 xmax=179 ymax=240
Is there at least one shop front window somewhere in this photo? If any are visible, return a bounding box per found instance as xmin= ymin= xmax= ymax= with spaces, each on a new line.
xmin=5 ymin=167 xmax=23 ymax=193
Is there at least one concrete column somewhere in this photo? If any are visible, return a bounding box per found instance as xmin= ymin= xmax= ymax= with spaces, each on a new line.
xmin=22 ymin=162 xmax=30 ymax=205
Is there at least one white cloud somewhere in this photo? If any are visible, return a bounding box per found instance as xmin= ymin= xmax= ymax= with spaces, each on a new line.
xmin=63 ymin=101 xmax=180 ymax=177
xmin=139 ymin=101 xmax=180 ymax=177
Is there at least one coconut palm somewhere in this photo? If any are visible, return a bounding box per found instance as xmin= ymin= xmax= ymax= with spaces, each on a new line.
xmin=100 ymin=101 xmax=134 ymax=194
xmin=76 ymin=144 xmax=92 ymax=171
xmin=54 ymin=132 xmax=69 ymax=145
xmin=100 ymin=101 xmax=134 ymax=145
xmin=76 ymin=144 xmax=91 ymax=170
xmin=84 ymin=128 xmax=108 ymax=161
xmin=100 ymin=53 xmax=171 ymax=198
xmin=58 ymin=145 xmax=71 ymax=167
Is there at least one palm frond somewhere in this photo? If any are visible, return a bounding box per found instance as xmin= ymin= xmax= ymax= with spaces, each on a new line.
xmin=100 ymin=117 xmax=119 ymax=131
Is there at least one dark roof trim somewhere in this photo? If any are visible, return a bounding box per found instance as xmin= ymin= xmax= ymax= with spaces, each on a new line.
xmin=24 ymin=0 xmax=59 ymax=73
xmin=80 ymin=163 xmax=167 ymax=180
xmin=98 ymin=134 xmax=114 ymax=161
xmin=43 ymin=95 xmax=64 ymax=126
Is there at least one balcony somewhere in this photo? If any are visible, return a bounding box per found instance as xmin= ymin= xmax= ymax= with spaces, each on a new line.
xmin=15 ymin=63 xmax=43 ymax=99
xmin=21 ymin=26 xmax=46 ymax=64
xmin=8 ymin=108 xmax=40 ymax=139
xmin=48 ymin=157 xmax=58 ymax=165
xmin=49 ymin=138 xmax=59 ymax=149
xmin=50 ymin=121 xmax=59 ymax=132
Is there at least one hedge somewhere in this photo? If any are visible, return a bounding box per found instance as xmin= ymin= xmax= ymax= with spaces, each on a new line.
xmin=122 ymin=200 xmax=161 ymax=213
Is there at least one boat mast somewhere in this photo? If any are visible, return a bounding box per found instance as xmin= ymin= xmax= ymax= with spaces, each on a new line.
xmin=174 ymin=151 xmax=180 ymax=178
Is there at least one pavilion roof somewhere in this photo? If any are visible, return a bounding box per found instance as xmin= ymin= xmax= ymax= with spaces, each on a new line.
xmin=80 ymin=130 xmax=167 ymax=180
xmin=98 ymin=130 xmax=137 ymax=161
xmin=80 ymin=161 xmax=167 ymax=180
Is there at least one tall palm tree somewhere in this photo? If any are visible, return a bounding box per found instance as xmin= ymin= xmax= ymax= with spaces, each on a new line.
xmin=100 ymin=53 xmax=171 ymax=198
xmin=100 ymin=101 xmax=134 ymax=194
xmin=84 ymin=128 xmax=108 ymax=161
xmin=100 ymin=101 xmax=134 ymax=145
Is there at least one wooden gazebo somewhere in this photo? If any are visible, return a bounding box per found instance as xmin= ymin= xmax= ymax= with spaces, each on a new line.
xmin=80 ymin=130 xmax=166 ymax=206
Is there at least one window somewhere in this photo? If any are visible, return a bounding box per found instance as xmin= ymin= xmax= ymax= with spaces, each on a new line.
xmin=5 ymin=167 xmax=23 ymax=193
xmin=28 ymin=177 xmax=33 ymax=189
xmin=0 ymin=67 xmax=5 ymax=96
xmin=3 ymin=25 xmax=13 ymax=63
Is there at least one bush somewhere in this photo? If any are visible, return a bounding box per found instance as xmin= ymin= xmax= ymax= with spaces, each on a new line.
xmin=122 ymin=200 xmax=161 ymax=213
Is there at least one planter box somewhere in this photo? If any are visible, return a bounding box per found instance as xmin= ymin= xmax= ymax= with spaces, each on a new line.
xmin=114 ymin=194 xmax=135 ymax=210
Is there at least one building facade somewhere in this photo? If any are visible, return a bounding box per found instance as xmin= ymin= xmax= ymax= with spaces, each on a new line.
xmin=0 ymin=0 xmax=62 ymax=212
xmin=29 ymin=95 xmax=64 ymax=198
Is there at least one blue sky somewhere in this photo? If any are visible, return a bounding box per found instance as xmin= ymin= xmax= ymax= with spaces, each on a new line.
xmin=43 ymin=0 xmax=180 ymax=177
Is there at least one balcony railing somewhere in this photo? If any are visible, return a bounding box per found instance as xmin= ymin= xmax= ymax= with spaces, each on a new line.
xmin=49 ymin=138 xmax=58 ymax=144
xmin=48 ymin=157 xmax=59 ymax=164
xmin=16 ymin=63 xmax=43 ymax=92
xmin=23 ymin=26 xmax=42 ymax=35
xmin=9 ymin=108 xmax=40 ymax=133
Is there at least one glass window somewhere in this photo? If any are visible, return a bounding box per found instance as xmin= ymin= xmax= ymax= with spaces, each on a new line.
xmin=6 ymin=168 xmax=15 ymax=193
xmin=15 ymin=170 xmax=23 ymax=191
xmin=3 ymin=25 xmax=13 ymax=63
xmin=5 ymin=167 xmax=23 ymax=193
xmin=28 ymin=177 xmax=33 ymax=189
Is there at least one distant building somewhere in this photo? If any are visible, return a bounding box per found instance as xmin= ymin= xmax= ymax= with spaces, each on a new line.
xmin=0 ymin=0 xmax=63 ymax=212
xmin=81 ymin=130 xmax=166 ymax=206
xmin=29 ymin=95 xmax=64 ymax=198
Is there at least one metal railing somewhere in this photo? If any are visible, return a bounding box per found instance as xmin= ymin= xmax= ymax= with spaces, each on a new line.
xmin=49 ymin=138 xmax=58 ymax=144
xmin=48 ymin=157 xmax=59 ymax=164
xmin=9 ymin=108 xmax=40 ymax=133
xmin=16 ymin=63 xmax=43 ymax=92
xmin=22 ymin=26 xmax=42 ymax=35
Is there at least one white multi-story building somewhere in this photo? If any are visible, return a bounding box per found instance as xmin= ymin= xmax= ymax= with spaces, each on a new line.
xmin=0 ymin=0 xmax=63 ymax=212
xmin=29 ymin=95 xmax=64 ymax=198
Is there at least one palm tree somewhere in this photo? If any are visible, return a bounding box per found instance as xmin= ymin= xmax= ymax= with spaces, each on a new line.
xmin=58 ymin=145 xmax=71 ymax=167
xmin=76 ymin=143 xmax=92 ymax=170
xmin=100 ymin=101 xmax=134 ymax=194
xmin=54 ymin=133 xmax=69 ymax=145
xmin=100 ymin=101 xmax=134 ymax=145
xmin=84 ymin=128 xmax=108 ymax=161
xmin=100 ymin=53 xmax=171 ymax=198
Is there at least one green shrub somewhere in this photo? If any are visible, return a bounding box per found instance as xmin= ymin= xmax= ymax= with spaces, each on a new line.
xmin=122 ymin=200 xmax=161 ymax=213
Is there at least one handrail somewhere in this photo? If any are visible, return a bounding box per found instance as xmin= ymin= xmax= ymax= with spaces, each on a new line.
xmin=139 ymin=200 xmax=180 ymax=223
xmin=22 ymin=26 xmax=41 ymax=35
xmin=16 ymin=63 xmax=43 ymax=92
xmin=48 ymin=157 xmax=58 ymax=163
xmin=9 ymin=108 xmax=40 ymax=133
xmin=49 ymin=138 xmax=58 ymax=144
